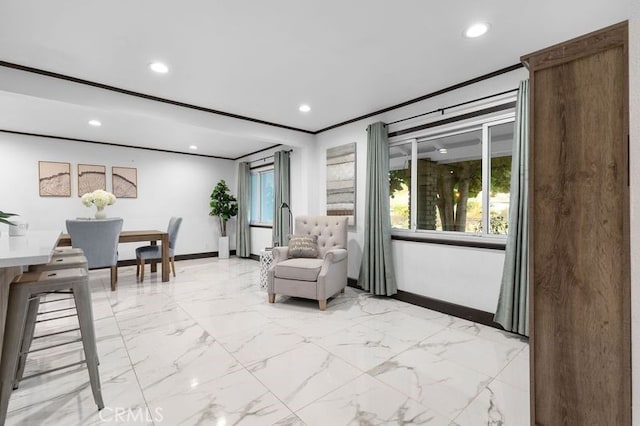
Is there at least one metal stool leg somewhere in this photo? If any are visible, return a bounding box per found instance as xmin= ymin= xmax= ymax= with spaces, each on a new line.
xmin=13 ymin=296 xmax=40 ymax=389
xmin=0 ymin=286 xmax=31 ymax=424
xmin=72 ymin=282 xmax=104 ymax=410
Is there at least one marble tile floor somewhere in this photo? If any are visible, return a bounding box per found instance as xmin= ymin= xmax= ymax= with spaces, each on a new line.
xmin=5 ymin=258 xmax=529 ymax=425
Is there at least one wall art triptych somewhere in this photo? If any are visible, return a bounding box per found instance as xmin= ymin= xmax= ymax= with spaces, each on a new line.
xmin=38 ymin=161 xmax=138 ymax=198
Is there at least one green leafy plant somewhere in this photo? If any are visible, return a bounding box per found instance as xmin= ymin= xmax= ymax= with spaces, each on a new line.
xmin=209 ymin=180 xmax=238 ymax=237
xmin=0 ymin=210 xmax=17 ymax=226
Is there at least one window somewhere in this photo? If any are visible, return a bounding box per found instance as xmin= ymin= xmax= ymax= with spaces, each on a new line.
xmin=389 ymin=114 xmax=515 ymax=238
xmin=250 ymin=168 xmax=274 ymax=224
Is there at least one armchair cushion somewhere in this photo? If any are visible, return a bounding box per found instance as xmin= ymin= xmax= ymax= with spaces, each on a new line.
xmin=275 ymin=258 xmax=324 ymax=282
xmin=287 ymin=234 xmax=319 ymax=258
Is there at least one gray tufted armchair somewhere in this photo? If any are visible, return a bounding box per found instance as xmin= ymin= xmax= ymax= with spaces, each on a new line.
xmin=267 ymin=215 xmax=348 ymax=310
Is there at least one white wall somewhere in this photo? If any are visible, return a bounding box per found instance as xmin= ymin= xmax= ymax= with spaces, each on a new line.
xmin=628 ymin=4 xmax=639 ymax=424
xmin=0 ymin=133 xmax=236 ymax=260
xmin=392 ymin=242 xmax=505 ymax=312
xmin=312 ymin=68 xmax=527 ymax=311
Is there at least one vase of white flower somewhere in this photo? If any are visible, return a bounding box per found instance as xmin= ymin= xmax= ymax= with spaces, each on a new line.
xmin=81 ymin=190 xmax=116 ymax=219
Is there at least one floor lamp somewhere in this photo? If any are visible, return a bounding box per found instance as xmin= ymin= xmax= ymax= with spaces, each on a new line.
xmin=277 ymin=202 xmax=293 ymax=245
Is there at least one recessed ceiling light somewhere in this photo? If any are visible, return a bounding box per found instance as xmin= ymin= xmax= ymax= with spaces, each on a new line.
xmin=88 ymin=120 xmax=102 ymax=127
xmin=189 ymin=145 xmax=198 ymax=150
xmin=438 ymin=148 xmax=448 ymax=154
xmin=464 ymin=22 xmax=490 ymax=38
xmin=149 ymin=62 xmax=169 ymax=74
xmin=298 ymin=104 xmax=311 ymax=113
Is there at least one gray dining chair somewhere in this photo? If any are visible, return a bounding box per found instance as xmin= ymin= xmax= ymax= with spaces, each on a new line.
xmin=66 ymin=218 xmax=123 ymax=291
xmin=136 ymin=217 xmax=182 ymax=282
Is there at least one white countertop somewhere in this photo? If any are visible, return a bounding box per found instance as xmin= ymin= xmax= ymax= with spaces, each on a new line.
xmin=0 ymin=230 xmax=61 ymax=268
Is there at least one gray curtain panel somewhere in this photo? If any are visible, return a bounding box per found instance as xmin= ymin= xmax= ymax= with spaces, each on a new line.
xmin=236 ymin=162 xmax=251 ymax=258
xmin=358 ymin=122 xmax=397 ymax=296
xmin=494 ymin=79 xmax=530 ymax=336
xmin=273 ymin=150 xmax=291 ymax=247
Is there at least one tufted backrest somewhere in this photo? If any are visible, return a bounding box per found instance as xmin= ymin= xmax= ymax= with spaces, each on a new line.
xmin=294 ymin=215 xmax=348 ymax=258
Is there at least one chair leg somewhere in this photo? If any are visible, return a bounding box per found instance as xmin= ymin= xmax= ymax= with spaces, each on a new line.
xmin=171 ymin=257 xmax=176 ymax=277
xmin=340 ymin=288 xmax=345 ymax=294
xmin=140 ymin=260 xmax=145 ymax=282
xmin=110 ymin=266 xmax=117 ymax=292
xmin=72 ymin=282 xmax=104 ymax=410
xmin=318 ymin=299 xmax=327 ymax=311
xmin=268 ymin=293 xmax=275 ymax=303
xmin=13 ymin=296 xmax=41 ymax=389
xmin=0 ymin=286 xmax=31 ymax=424
xmin=135 ymin=258 xmax=140 ymax=277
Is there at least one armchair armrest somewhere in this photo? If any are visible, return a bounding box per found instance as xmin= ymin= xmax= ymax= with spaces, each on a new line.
xmin=322 ymin=248 xmax=347 ymax=263
xmin=271 ymin=246 xmax=289 ymax=263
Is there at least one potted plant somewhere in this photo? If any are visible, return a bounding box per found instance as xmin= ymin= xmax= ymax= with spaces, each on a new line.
xmin=0 ymin=210 xmax=17 ymax=238
xmin=209 ymin=180 xmax=238 ymax=259
xmin=0 ymin=211 xmax=16 ymax=226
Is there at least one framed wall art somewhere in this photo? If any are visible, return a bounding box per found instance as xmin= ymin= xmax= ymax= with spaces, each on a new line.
xmin=112 ymin=166 xmax=138 ymax=198
xmin=38 ymin=161 xmax=71 ymax=197
xmin=77 ymin=164 xmax=106 ymax=196
xmin=326 ymin=142 xmax=356 ymax=226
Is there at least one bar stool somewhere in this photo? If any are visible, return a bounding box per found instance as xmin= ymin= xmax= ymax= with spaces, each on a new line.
xmin=24 ymin=254 xmax=88 ymax=346
xmin=17 ymin=255 xmax=91 ymax=391
xmin=0 ymin=269 xmax=104 ymax=424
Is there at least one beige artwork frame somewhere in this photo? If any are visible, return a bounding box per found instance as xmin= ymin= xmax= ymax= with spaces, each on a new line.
xmin=112 ymin=166 xmax=138 ymax=198
xmin=326 ymin=142 xmax=356 ymax=227
xmin=77 ymin=164 xmax=106 ymax=196
xmin=38 ymin=161 xmax=71 ymax=197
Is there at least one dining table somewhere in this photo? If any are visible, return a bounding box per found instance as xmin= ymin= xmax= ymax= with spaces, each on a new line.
xmin=57 ymin=230 xmax=170 ymax=283
xmin=0 ymin=230 xmax=62 ymax=365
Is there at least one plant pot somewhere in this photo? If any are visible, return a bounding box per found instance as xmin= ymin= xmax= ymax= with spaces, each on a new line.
xmin=218 ymin=236 xmax=230 ymax=259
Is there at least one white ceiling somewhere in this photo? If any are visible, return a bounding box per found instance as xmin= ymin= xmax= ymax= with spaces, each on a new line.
xmin=0 ymin=0 xmax=631 ymax=158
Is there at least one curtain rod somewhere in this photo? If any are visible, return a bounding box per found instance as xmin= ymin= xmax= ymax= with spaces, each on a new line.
xmin=248 ymin=149 xmax=293 ymax=164
xmin=386 ymin=88 xmax=519 ymax=127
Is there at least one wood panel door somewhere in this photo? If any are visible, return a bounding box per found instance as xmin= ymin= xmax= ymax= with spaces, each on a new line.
xmin=523 ymin=22 xmax=630 ymax=426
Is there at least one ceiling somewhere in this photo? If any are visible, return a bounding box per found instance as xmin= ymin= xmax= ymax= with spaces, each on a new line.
xmin=0 ymin=0 xmax=630 ymax=158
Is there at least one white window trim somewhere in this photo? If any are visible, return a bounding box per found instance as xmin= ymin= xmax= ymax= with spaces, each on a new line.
xmin=250 ymin=166 xmax=274 ymax=226
xmin=389 ymin=111 xmax=516 ymax=243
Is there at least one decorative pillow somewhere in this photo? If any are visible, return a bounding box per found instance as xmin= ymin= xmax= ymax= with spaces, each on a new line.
xmin=287 ymin=234 xmax=319 ymax=258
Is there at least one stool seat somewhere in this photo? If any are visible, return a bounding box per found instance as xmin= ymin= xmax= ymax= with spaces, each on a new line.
xmin=29 ymin=255 xmax=88 ymax=272
xmin=14 ymin=268 xmax=87 ymax=289
xmin=0 ymin=267 xmax=103 ymax=423
xmin=52 ymin=247 xmax=85 ymax=258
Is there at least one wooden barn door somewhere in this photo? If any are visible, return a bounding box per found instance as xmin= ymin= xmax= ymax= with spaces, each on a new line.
xmin=524 ymin=22 xmax=630 ymax=425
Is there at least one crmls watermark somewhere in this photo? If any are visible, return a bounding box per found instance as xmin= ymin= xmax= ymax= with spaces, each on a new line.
xmin=98 ymin=407 xmax=163 ymax=423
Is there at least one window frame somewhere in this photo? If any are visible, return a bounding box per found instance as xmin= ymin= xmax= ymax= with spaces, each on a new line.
xmin=250 ymin=165 xmax=275 ymax=226
xmin=389 ymin=111 xmax=516 ymax=243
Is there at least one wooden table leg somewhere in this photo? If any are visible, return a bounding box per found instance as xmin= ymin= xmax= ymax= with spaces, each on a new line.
xmin=150 ymin=240 xmax=158 ymax=273
xmin=161 ymin=234 xmax=169 ymax=282
xmin=0 ymin=266 xmax=22 ymax=365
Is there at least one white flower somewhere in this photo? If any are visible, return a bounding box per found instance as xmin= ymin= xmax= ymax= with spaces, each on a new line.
xmin=81 ymin=190 xmax=116 ymax=209
xmin=81 ymin=193 xmax=93 ymax=207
